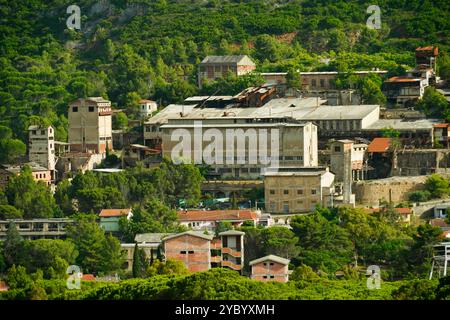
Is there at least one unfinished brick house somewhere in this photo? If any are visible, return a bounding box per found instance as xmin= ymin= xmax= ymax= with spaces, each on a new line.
xmin=249 ymin=255 xmax=290 ymax=283
xmin=162 ymin=231 xmax=214 ymax=272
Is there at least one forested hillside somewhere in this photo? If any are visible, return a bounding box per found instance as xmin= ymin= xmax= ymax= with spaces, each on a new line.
xmin=1 ymin=0 xmax=450 ymax=143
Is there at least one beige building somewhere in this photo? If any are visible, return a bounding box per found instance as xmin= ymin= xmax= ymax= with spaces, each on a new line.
xmin=264 ymin=167 xmax=335 ymax=214
xmin=28 ymin=125 xmax=56 ymax=181
xmin=68 ymin=97 xmax=113 ymax=154
xmin=0 ymin=162 xmax=52 ymax=187
xmin=160 ymin=117 xmax=318 ymax=179
xmin=198 ymin=55 xmax=256 ymax=88
xmin=139 ymin=99 xmax=157 ymax=119
xmin=330 ymin=140 xmax=368 ymax=182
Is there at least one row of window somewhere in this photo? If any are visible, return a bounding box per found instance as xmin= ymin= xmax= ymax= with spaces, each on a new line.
xmin=71 ymin=106 xmax=96 ymax=113
xmin=31 ymin=129 xmax=52 ymax=135
xmin=316 ymin=120 xmax=361 ymax=131
xmin=270 ymin=189 xmax=317 ymax=195
xmin=180 ymin=251 xmax=195 ymax=254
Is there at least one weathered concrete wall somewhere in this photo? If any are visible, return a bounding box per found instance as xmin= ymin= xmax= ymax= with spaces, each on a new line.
xmin=392 ymin=150 xmax=450 ymax=176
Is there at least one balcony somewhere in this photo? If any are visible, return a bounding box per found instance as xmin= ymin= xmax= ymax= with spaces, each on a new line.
xmin=221 ymin=247 xmax=241 ymax=257
xmin=211 ymin=256 xmax=221 ymax=263
xmin=221 ymin=260 xmax=242 ymax=271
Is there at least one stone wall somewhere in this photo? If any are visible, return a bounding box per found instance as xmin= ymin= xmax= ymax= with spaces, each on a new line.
xmin=354 ymin=174 xmax=450 ymax=207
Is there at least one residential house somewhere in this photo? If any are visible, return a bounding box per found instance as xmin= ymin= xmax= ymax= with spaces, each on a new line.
xmin=99 ymin=208 xmax=133 ymax=233
xmin=249 ymin=255 xmax=290 ymax=282
xmin=219 ymin=230 xmax=245 ymax=274
xmin=139 ymin=99 xmax=157 ymax=119
xmin=162 ymin=231 xmax=214 ymax=272
xmin=0 ymin=162 xmax=52 ymax=187
xmin=28 ymin=125 xmax=56 ymax=181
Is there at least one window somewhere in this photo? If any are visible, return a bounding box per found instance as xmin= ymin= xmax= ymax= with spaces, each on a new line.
xmin=334 ymin=146 xmax=341 ymax=152
xmin=41 ymin=130 xmax=45 ymax=135
xmin=32 ymin=130 xmax=36 ymax=135
xmin=263 ymin=276 xmax=268 ymax=279
xmin=311 ymin=79 xmax=317 ymax=87
xmin=89 ymin=106 xmax=95 ymax=112
xmin=320 ymin=79 xmax=325 ymax=87
xmin=283 ymin=202 xmax=289 ymax=213
xmin=269 ymin=262 xmax=274 ymax=266
xmin=297 ymin=200 xmax=304 ymax=205
xmin=311 ymin=189 xmax=317 ymax=195
xmin=283 ymin=190 xmax=289 ymax=195
xmin=297 ymin=189 xmax=303 ymax=195
xmin=72 ymin=107 xmax=78 ymax=112
xmin=188 ymin=251 xmax=194 ymax=254
xmin=180 ymin=251 xmax=187 ymax=254
xmin=270 ymin=275 xmax=275 ymax=279
xmin=270 ymin=189 xmax=275 ymax=195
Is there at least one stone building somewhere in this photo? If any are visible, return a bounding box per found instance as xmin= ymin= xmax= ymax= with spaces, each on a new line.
xmin=330 ymin=139 xmax=368 ymax=182
xmin=28 ymin=125 xmax=56 ymax=181
xmin=263 ymin=167 xmax=335 ymax=214
xmin=249 ymin=255 xmax=290 ymax=282
xmin=68 ymin=97 xmax=113 ymax=155
xmin=198 ymin=55 xmax=256 ymax=88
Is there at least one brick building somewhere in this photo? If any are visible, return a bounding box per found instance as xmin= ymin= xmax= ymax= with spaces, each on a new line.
xmin=162 ymin=231 xmax=214 ymax=272
xmin=249 ymin=255 xmax=290 ymax=282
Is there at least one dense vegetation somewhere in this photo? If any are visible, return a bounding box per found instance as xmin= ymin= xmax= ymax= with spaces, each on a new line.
xmin=1 ymin=0 xmax=450 ymax=157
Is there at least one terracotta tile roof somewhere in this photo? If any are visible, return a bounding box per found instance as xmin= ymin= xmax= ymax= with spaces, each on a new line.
xmin=177 ymin=210 xmax=258 ymax=222
xmin=99 ymin=208 xmax=132 ymax=217
xmin=434 ymin=124 xmax=449 ymax=128
xmin=430 ymin=218 xmax=450 ymax=228
xmin=368 ymin=138 xmax=391 ymax=153
xmin=81 ymin=274 xmax=96 ymax=281
xmin=385 ymin=76 xmax=420 ymax=83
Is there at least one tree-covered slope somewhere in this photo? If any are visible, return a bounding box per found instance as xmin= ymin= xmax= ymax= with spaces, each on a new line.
xmin=0 ymin=0 xmax=449 ymax=143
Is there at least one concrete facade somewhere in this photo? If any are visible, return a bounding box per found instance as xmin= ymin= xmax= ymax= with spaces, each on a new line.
xmin=28 ymin=125 xmax=56 ymax=181
xmin=330 ymin=140 xmax=368 ymax=182
xmin=139 ymin=100 xmax=157 ymax=119
xmin=264 ymin=167 xmax=335 ymax=214
xmin=0 ymin=219 xmax=73 ymax=241
xmin=198 ymin=55 xmax=256 ymax=88
xmin=68 ymin=97 xmax=113 ymax=154
xmin=161 ymin=118 xmax=318 ymax=179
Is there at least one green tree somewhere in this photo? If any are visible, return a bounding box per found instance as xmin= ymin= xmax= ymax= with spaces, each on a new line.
xmin=0 ymin=139 xmax=26 ymax=164
xmin=112 ymin=112 xmax=128 ymax=130
xmin=132 ymin=243 xmax=148 ymax=278
xmin=4 ymin=166 xmax=58 ymax=218
xmin=6 ymin=265 xmax=33 ymax=290
xmin=3 ymin=222 xmax=24 ymax=267
xmin=0 ymin=204 xmax=23 ymax=219
xmin=66 ymin=214 xmax=123 ymax=275
xmin=425 ymin=174 xmax=450 ymax=198
xmin=417 ymin=87 xmax=449 ymax=119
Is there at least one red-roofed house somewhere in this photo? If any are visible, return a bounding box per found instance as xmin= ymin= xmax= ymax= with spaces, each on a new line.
xmin=368 ymin=138 xmax=391 ymax=153
xmin=177 ymin=210 xmax=260 ymax=231
xmin=99 ymin=208 xmax=133 ymax=232
xmin=366 ymin=207 xmax=413 ymax=224
xmin=81 ymin=274 xmax=96 ymax=281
